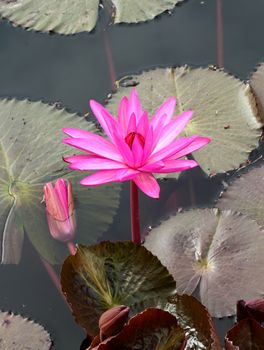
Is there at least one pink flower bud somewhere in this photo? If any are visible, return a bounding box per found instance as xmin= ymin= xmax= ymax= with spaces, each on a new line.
xmin=43 ymin=178 xmax=76 ymax=242
xmin=99 ymin=305 xmax=130 ymax=339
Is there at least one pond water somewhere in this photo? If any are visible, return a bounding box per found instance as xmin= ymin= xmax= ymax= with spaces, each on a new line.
xmin=0 ymin=0 xmax=264 ymax=348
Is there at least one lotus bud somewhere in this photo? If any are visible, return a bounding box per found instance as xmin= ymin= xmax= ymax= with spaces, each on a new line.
xmin=99 ymin=305 xmax=130 ymax=340
xmin=43 ymin=178 xmax=76 ymax=242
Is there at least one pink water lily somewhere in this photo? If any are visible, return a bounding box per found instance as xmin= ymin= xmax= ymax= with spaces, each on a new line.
xmin=43 ymin=178 xmax=76 ymax=245
xmin=63 ymin=89 xmax=210 ymax=199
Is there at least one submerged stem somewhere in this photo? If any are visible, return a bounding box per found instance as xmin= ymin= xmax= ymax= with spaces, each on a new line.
xmin=67 ymin=241 xmax=76 ymax=255
xmin=130 ymin=181 xmax=141 ymax=245
xmin=216 ymin=0 xmax=224 ymax=68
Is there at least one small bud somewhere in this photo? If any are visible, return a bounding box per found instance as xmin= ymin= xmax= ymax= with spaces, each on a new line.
xmin=43 ymin=178 xmax=76 ymax=242
xmin=99 ymin=305 xmax=130 ymax=340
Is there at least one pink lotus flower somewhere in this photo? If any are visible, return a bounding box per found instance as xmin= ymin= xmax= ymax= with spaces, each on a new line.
xmin=43 ymin=178 xmax=76 ymax=243
xmin=63 ymin=89 xmax=210 ymax=199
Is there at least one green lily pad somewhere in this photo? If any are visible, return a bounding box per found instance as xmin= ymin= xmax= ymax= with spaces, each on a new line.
xmin=107 ymin=66 xmax=262 ymax=176
xmin=217 ymin=163 xmax=264 ymax=228
xmin=0 ymin=99 xmax=120 ymax=265
xmin=93 ymin=308 xmax=186 ymax=350
xmin=61 ymin=241 xmax=176 ymax=337
xmin=144 ymin=209 xmax=264 ymax=317
xmin=225 ymin=318 xmax=264 ymax=350
xmin=166 ymin=295 xmax=221 ymax=349
xmin=0 ymin=0 xmax=181 ymax=35
xmin=0 ymin=311 xmax=52 ymax=350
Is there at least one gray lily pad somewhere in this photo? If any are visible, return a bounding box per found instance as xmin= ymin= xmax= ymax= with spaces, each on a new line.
xmin=107 ymin=66 xmax=262 ymax=176
xmin=0 ymin=311 xmax=52 ymax=350
xmin=0 ymin=99 xmax=120 ymax=265
xmin=61 ymin=241 xmax=176 ymax=337
xmin=144 ymin=209 xmax=264 ymax=317
xmin=0 ymin=0 xmax=181 ymax=35
xmin=217 ymin=164 xmax=264 ymax=228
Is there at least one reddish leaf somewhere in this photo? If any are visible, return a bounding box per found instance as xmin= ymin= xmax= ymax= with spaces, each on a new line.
xmin=90 ymin=308 xmax=186 ymax=350
xmin=237 ymin=299 xmax=264 ymax=323
xmin=225 ymin=318 xmax=264 ymax=349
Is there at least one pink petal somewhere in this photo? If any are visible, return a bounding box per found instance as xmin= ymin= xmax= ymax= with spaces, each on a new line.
xmin=139 ymin=161 xmax=164 ymax=172
xmin=64 ymin=154 xmax=94 ymax=163
xmin=153 ymin=110 xmax=193 ymax=153
xmin=151 ymin=97 xmax=176 ymax=129
xmin=118 ymin=96 xmax=129 ymax=132
xmin=154 ymin=159 xmax=198 ymax=173
xmin=63 ymin=136 xmax=123 ymax=162
xmin=148 ymin=135 xmax=199 ymax=164
xmin=80 ymin=169 xmax=139 ymax=186
xmin=54 ymin=179 xmax=68 ymax=214
xmin=90 ymin=100 xmax=121 ymax=141
xmin=170 ymin=136 xmax=211 ymax=159
xmin=136 ymin=111 xmax=149 ymax=138
xmin=142 ymin=126 xmax=154 ymax=163
xmin=133 ymin=173 xmax=160 ymax=199
xmin=127 ymin=112 xmax=137 ymax=134
xmin=69 ymin=157 xmax=127 ymax=170
xmin=63 ymin=128 xmax=93 ymax=139
xmin=128 ymin=88 xmax=143 ymax=122
xmin=132 ymin=135 xmax=144 ymax=168
xmin=113 ymin=135 xmax=134 ymax=167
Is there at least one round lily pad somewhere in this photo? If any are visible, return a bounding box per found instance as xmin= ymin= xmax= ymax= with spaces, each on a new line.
xmin=107 ymin=67 xmax=262 ymax=176
xmin=0 ymin=0 xmax=181 ymax=35
xmin=61 ymin=241 xmax=176 ymax=337
xmin=0 ymin=311 xmax=52 ymax=350
xmin=0 ymin=99 xmax=120 ymax=265
xmin=144 ymin=209 xmax=264 ymax=317
xmin=217 ymin=163 xmax=264 ymax=228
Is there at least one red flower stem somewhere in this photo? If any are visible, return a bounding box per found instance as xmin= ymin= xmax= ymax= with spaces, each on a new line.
xmin=130 ymin=181 xmax=141 ymax=245
xmin=216 ymin=0 xmax=224 ymax=68
xmin=40 ymin=257 xmax=68 ymax=305
xmin=67 ymin=241 xmax=76 ymax=255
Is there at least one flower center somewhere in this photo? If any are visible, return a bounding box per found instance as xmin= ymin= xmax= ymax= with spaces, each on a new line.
xmin=125 ymin=132 xmax=145 ymax=149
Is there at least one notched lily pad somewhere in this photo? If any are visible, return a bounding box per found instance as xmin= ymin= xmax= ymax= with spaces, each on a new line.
xmin=0 ymin=0 xmax=181 ymax=34
xmin=166 ymin=294 xmax=221 ymax=349
xmin=61 ymin=241 xmax=176 ymax=337
xmin=107 ymin=66 xmax=262 ymax=176
xmin=225 ymin=318 xmax=264 ymax=350
xmin=144 ymin=208 xmax=264 ymax=317
xmin=0 ymin=311 xmax=52 ymax=350
xmin=0 ymin=99 xmax=120 ymax=265
xmin=92 ymin=308 xmax=186 ymax=350
xmin=217 ymin=163 xmax=264 ymax=228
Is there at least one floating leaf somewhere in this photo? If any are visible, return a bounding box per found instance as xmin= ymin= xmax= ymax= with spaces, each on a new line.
xmin=91 ymin=308 xmax=186 ymax=350
xmin=237 ymin=299 xmax=264 ymax=324
xmin=0 ymin=0 xmax=181 ymax=35
xmin=250 ymin=63 xmax=264 ymax=124
xmin=225 ymin=318 xmax=264 ymax=350
xmin=107 ymin=67 xmax=261 ymax=176
xmin=0 ymin=311 xmax=52 ymax=350
xmin=166 ymin=294 xmax=221 ymax=349
xmin=61 ymin=242 xmax=176 ymax=337
xmin=144 ymin=209 xmax=264 ymax=317
xmin=217 ymin=163 xmax=264 ymax=228
xmin=0 ymin=99 xmax=120 ymax=265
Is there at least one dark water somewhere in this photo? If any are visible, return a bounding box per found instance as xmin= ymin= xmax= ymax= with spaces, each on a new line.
xmin=0 ymin=0 xmax=264 ymax=348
